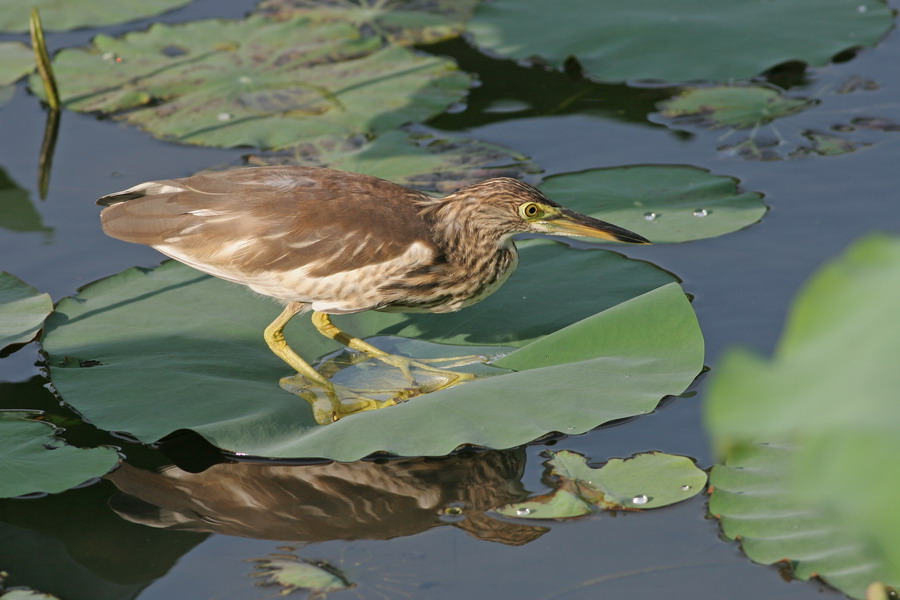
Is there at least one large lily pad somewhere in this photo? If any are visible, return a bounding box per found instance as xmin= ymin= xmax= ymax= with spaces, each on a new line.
xmin=496 ymin=450 xmax=705 ymax=519
xmin=0 ymin=412 xmax=120 ymax=498
xmin=0 ymin=272 xmax=52 ymax=355
xmin=706 ymin=235 xmax=900 ymax=595
xmin=245 ymin=129 xmax=541 ymax=194
xmin=256 ymin=0 xmax=478 ymax=45
xmin=539 ymin=166 xmax=766 ymax=243
xmin=37 ymin=15 xmax=471 ymax=149
xmin=467 ymin=0 xmax=894 ymax=83
xmin=42 ymin=240 xmax=702 ymax=460
xmin=0 ymin=0 xmax=190 ymax=33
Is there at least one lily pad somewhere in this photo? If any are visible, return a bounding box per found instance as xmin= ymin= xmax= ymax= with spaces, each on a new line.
xmin=656 ymin=86 xmax=815 ymax=130
xmin=0 ymin=168 xmax=51 ymax=236
xmin=41 ymin=240 xmax=703 ymax=460
xmin=37 ymin=15 xmax=471 ymax=149
xmin=257 ymin=0 xmax=478 ymax=45
xmin=0 ymin=272 xmax=52 ymax=356
xmin=467 ymin=0 xmax=893 ymax=83
xmin=245 ymin=129 xmax=541 ymax=194
xmin=0 ymin=412 xmax=120 ymax=498
xmin=0 ymin=42 xmax=33 ymax=86
xmin=496 ymin=450 xmax=705 ymax=519
xmin=706 ymin=235 xmax=900 ymax=595
xmin=250 ymin=553 xmax=354 ymax=595
xmin=539 ymin=166 xmax=766 ymax=244
xmin=0 ymin=0 xmax=190 ymax=33
xmin=710 ymin=443 xmax=892 ymax=600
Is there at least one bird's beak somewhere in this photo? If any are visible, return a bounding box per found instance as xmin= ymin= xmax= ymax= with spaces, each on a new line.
xmin=545 ymin=208 xmax=652 ymax=244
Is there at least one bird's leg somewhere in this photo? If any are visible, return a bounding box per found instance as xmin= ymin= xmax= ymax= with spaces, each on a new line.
xmin=310 ymin=311 xmax=478 ymax=388
xmin=264 ymin=302 xmax=332 ymax=388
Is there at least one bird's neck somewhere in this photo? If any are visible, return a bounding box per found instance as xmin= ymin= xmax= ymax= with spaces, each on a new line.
xmin=425 ymin=198 xmax=516 ymax=270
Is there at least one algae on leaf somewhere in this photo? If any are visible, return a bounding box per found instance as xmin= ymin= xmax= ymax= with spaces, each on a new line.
xmin=257 ymin=0 xmax=478 ymax=45
xmin=467 ymin=0 xmax=893 ymax=83
xmin=38 ymin=16 xmax=471 ymax=149
xmin=540 ymin=165 xmax=766 ymax=243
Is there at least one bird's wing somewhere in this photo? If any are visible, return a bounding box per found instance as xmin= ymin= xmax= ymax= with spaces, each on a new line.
xmin=99 ymin=167 xmax=442 ymax=281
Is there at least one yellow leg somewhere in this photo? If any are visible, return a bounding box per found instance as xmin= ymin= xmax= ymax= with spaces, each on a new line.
xmin=264 ymin=302 xmax=331 ymax=388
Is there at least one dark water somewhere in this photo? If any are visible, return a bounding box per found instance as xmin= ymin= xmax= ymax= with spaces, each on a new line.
xmin=1 ymin=1 xmax=899 ymax=598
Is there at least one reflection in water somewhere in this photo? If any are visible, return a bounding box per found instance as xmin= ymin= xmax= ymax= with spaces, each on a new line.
xmin=106 ymin=449 xmax=548 ymax=546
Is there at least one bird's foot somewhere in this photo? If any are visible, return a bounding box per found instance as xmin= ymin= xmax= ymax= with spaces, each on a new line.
xmin=279 ymin=374 xmax=420 ymax=425
xmin=372 ymin=353 xmax=486 ymax=389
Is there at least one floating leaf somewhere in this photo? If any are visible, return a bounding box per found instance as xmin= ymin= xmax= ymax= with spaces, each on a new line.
xmin=0 ymin=168 xmax=52 ymax=236
xmin=710 ymin=443 xmax=892 ymax=600
xmin=0 ymin=412 xmax=120 ymax=498
xmin=0 ymin=272 xmax=52 ymax=355
xmin=0 ymin=0 xmax=190 ymax=33
xmin=38 ymin=16 xmax=471 ymax=149
xmin=0 ymin=42 xmax=34 ymax=86
xmin=706 ymin=235 xmax=900 ymax=596
xmin=539 ymin=165 xmax=766 ymax=244
xmin=467 ymin=0 xmax=894 ymax=83
xmin=496 ymin=450 xmax=705 ymax=519
xmin=41 ymin=241 xmax=702 ymax=460
xmin=257 ymin=0 xmax=478 ymax=45
xmin=245 ymin=129 xmax=541 ymax=194
xmin=656 ymin=86 xmax=815 ymax=130
xmin=250 ymin=553 xmax=354 ymax=595
xmin=790 ymin=131 xmax=865 ymax=158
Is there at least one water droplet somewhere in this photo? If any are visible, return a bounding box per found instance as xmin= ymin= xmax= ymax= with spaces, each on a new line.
xmin=631 ymin=494 xmax=649 ymax=505
xmin=516 ymin=507 xmax=532 ymax=516
xmin=217 ymin=112 xmax=232 ymax=121
xmin=681 ymin=484 xmax=691 ymax=491
xmin=643 ymin=212 xmax=658 ymax=221
xmin=857 ymin=4 xmax=867 ymax=12
xmin=693 ymin=208 xmax=709 ymax=217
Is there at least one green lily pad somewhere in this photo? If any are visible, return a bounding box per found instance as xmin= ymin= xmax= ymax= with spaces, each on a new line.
xmin=539 ymin=166 xmax=766 ymax=244
xmin=256 ymin=0 xmax=478 ymax=45
xmin=656 ymin=86 xmax=815 ymax=130
xmin=467 ymin=0 xmax=893 ymax=83
xmin=0 ymin=0 xmax=190 ymax=33
xmin=710 ymin=443 xmax=892 ymax=600
xmin=245 ymin=129 xmax=541 ymax=194
xmin=38 ymin=15 xmax=471 ymax=149
xmin=0 ymin=412 xmax=120 ymax=498
xmin=0 ymin=42 xmax=33 ymax=86
xmin=250 ymin=553 xmax=353 ymax=595
xmin=41 ymin=240 xmax=702 ymax=460
xmin=706 ymin=235 xmax=900 ymax=596
xmin=496 ymin=450 xmax=705 ymax=519
xmin=0 ymin=168 xmax=51 ymax=236
xmin=0 ymin=272 xmax=52 ymax=355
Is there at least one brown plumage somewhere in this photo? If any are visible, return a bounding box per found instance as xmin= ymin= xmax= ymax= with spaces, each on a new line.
xmin=98 ymin=166 xmax=649 ymax=422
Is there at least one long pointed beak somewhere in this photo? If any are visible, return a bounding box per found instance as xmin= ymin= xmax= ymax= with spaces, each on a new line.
xmin=546 ymin=208 xmax=651 ymax=244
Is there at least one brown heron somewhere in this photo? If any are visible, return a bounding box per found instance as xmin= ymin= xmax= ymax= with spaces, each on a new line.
xmin=98 ymin=166 xmax=649 ymax=423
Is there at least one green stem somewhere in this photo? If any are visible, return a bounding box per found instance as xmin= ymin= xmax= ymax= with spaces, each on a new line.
xmin=29 ymin=8 xmax=60 ymax=111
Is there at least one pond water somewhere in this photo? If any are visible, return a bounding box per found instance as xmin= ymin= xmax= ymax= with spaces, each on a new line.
xmin=1 ymin=1 xmax=899 ymax=598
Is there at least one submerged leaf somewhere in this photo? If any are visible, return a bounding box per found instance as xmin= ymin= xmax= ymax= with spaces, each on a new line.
xmin=467 ymin=0 xmax=893 ymax=83
xmin=497 ymin=450 xmax=706 ymax=519
xmin=0 ymin=412 xmax=120 ymax=498
xmin=0 ymin=0 xmax=190 ymax=33
xmin=539 ymin=165 xmax=766 ymax=243
xmin=38 ymin=16 xmax=470 ymax=149
xmin=41 ymin=241 xmax=702 ymax=460
xmin=0 ymin=168 xmax=52 ymax=236
xmin=250 ymin=554 xmax=353 ymax=594
xmin=257 ymin=0 xmax=478 ymax=45
xmin=245 ymin=129 xmax=541 ymax=194
xmin=0 ymin=272 xmax=52 ymax=355
xmin=706 ymin=235 xmax=900 ymax=597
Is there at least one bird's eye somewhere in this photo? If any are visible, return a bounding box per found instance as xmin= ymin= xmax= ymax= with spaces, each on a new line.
xmin=521 ymin=202 xmax=542 ymax=218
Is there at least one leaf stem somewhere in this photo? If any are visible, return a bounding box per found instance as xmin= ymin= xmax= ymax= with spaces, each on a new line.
xmin=29 ymin=8 xmax=60 ymax=111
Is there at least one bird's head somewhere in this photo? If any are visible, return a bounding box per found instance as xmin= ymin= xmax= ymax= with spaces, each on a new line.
xmin=446 ymin=178 xmax=651 ymax=245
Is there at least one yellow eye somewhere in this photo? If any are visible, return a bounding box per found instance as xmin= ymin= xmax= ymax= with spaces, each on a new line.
xmin=521 ymin=202 xmax=542 ymax=218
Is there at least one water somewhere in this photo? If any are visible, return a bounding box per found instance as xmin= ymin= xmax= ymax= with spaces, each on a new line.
xmin=2 ymin=1 xmax=900 ymax=599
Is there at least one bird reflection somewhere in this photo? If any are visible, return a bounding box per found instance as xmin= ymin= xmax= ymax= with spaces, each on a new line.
xmin=106 ymin=449 xmax=547 ymax=546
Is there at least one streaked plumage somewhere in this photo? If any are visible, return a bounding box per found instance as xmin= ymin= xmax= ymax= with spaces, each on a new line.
xmin=98 ymin=166 xmax=649 ymax=422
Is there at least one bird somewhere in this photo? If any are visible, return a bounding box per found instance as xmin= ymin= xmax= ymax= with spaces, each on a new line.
xmin=97 ymin=166 xmax=650 ymax=423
